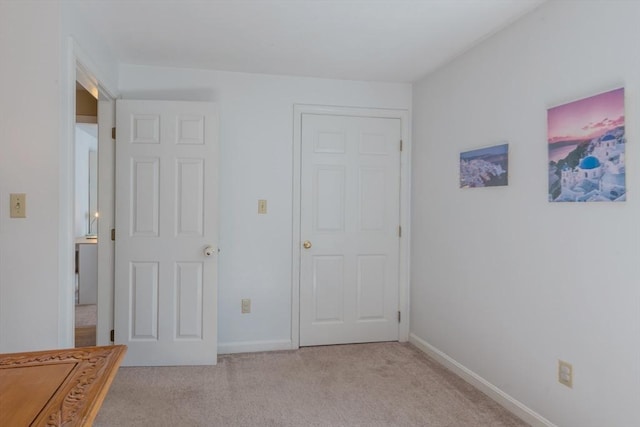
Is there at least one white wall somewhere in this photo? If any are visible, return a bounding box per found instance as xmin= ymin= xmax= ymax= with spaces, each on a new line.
xmin=411 ymin=1 xmax=640 ymax=426
xmin=118 ymin=65 xmax=411 ymax=352
xmin=0 ymin=1 xmax=118 ymax=352
xmin=0 ymin=1 xmax=63 ymax=352
xmin=61 ymin=2 xmax=119 ymax=96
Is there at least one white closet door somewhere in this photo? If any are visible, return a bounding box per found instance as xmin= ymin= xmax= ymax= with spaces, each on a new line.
xmin=300 ymin=114 xmax=401 ymax=346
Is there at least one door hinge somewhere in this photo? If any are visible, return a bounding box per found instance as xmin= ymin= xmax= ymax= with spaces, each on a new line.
xmin=398 ymin=226 xmax=402 ymax=237
xmin=111 ymin=228 xmax=115 ymax=241
xmin=110 ymin=329 xmax=115 ymax=342
xmin=400 ymin=139 xmax=403 ymax=151
xmin=111 ymin=127 xmax=116 ymax=140
xmin=398 ymin=311 xmax=401 ymax=323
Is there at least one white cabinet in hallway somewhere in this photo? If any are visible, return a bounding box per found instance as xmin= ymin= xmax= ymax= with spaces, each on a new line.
xmin=76 ymin=238 xmax=98 ymax=305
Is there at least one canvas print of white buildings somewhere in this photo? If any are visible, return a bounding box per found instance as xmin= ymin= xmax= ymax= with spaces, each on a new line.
xmin=459 ymin=143 xmax=508 ymax=188
xmin=548 ymin=88 xmax=625 ymax=202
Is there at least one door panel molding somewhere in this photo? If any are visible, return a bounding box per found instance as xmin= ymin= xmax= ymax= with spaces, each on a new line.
xmin=292 ymin=105 xmax=411 ymax=349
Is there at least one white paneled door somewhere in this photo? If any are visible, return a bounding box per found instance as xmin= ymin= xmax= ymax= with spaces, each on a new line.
xmin=115 ymin=100 xmax=219 ymax=366
xmin=300 ymin=114 xmax=401 ymax=346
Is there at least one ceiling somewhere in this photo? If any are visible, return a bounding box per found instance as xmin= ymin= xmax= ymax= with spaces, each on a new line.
xmin=72 ymin=0 xmax=546 ymax=83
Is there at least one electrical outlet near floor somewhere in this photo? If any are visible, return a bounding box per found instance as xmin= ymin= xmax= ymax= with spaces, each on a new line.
xmin=241 ymin=298 xmax=251 ymax=314
xmin=558 ymin=360 xmax=573 ymax=388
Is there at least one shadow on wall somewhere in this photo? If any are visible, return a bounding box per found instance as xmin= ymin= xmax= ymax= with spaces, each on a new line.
xmin=119 ymin=89 xmax=218 ymax=102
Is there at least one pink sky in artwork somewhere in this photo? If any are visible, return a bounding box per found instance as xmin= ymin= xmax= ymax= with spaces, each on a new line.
xmin=548 ymin=88 xmax=624 ymax=144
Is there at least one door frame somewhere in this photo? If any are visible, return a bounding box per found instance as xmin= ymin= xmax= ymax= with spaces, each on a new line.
xmin=291 ymin=104 xmax=411 ymax=349
xmin=60 ymin=37 xmax=117 ymax=347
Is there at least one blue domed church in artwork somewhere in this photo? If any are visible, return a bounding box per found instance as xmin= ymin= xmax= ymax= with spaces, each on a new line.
xmin=579 ymin=155 xmax=602 ymax=179
xmin=556 ymin=129 xmax=625 ymax=202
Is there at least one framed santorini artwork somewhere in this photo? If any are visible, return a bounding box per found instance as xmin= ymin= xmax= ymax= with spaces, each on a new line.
xmin=548 ymin=87 xmax=625 ymax=202
xmin=459 ymin=143 xmax=509 ymax=188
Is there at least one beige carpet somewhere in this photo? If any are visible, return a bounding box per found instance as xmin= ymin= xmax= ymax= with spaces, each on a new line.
xmin=94 ymin=342 xmax=528 ymax=427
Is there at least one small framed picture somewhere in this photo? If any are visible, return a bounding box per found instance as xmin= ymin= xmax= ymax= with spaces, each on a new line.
xmin=460 ymin=143 xmax=509 ymax=188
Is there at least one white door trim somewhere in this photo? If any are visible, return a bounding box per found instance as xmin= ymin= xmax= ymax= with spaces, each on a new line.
xmin=291 ymin=104 xmax=411 ymax=349
xmin=61 ymin=36 xmax=118 ymax=348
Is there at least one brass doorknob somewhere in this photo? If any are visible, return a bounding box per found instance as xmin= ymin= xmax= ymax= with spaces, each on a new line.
xmin=303 ymin=240 xmax=312 ymax=249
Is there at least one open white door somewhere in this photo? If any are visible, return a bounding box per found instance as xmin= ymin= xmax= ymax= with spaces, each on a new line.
xmin=299 ymin=114 xmax=401 ymax=346
xmin=115 ymin=100 xmax=219 ymax=366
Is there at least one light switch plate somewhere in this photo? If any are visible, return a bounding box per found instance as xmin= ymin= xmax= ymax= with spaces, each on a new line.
xmin=10 ymin=193 xmax=26 ymax=218
xmin=258 ymin=199 xmax=267 ymax=214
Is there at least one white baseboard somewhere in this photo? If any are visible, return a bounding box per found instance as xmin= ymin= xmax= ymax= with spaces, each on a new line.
xmin=218 ymin=339 xmax=293 ymax=355
xmin=409 ymin=333 xmax=556 ymax=427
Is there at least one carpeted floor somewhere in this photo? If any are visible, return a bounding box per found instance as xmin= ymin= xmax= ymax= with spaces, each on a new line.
xmin=95 ymin=342 xmax=528 ymax=427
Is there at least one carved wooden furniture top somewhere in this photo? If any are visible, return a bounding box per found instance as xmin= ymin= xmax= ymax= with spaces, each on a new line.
xmin=0 ymin=345 xmax=126 ymax=427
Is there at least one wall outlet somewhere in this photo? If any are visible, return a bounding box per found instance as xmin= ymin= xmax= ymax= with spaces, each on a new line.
xmin=558 ymin=360 xmax=573 ymax=388
xmin=241 ymin=298 xmax=251 ymax=314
